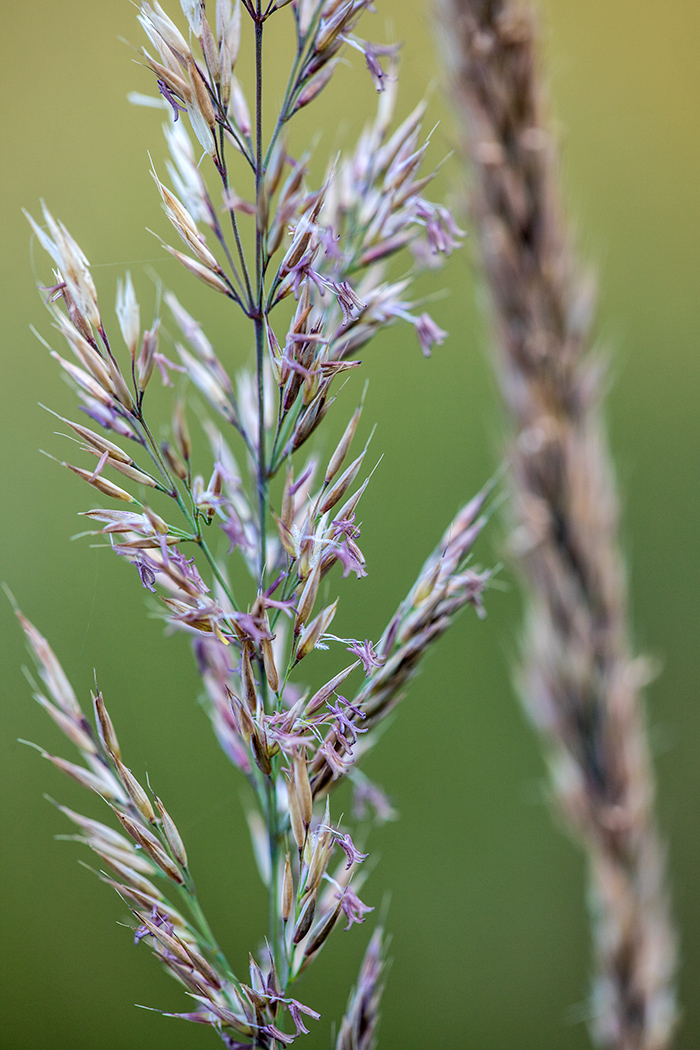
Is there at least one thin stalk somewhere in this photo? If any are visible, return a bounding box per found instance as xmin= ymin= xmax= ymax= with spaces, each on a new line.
xmin=217 ymin=125 xmax=255 ymax=311
xmin=135 ymin=412 xmax=239 ymax=609
xmin=254 ymin=9 xmax=268 ymax=589
xmin=178 ymin=876 xmax=245 ymax=995
xmin=206 ymin=183 xmax=249 ymax=309
xmin=265 ymin=773 xmax=282 ymax=976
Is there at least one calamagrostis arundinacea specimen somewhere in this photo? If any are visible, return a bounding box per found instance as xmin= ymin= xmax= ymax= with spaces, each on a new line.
xmin=17 ymin=2 xmax=489 ymax=1047
xmin=434 ymin=1 xmax=676 ymax=1048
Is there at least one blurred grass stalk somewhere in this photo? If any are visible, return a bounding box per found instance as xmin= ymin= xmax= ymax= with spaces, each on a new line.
xmin=434 ymin=1 xmax=677 ymax=1047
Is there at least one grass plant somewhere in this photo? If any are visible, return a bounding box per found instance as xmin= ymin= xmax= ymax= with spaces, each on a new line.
xmin=15 ymin=3 xmax=490 ymax=1047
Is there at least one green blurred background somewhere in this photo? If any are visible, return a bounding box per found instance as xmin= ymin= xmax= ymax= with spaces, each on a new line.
xmin=1 ymin=2 xmax=699 ymax=1047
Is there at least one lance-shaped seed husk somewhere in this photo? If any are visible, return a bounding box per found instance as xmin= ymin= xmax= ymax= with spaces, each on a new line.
xmin=282 ymin=853 xmax=294 ymax=921
xmin=34 ymin=694 xmax=96 ymax=754
xmin=240 ymin=646 xmax=259 ymax=716
xmin=324 ymin=403 xmax=363 ymax=485
xmin=111 ymin=807 xmax=184 ymax=884
xmin=292 ymin=750 xmax=313 ymax=827
xmin=434 ymin=2 xmax=676 ymax=1048
xmin=292 ymin=888 xmax=317 ymax=944
xmin=154 ymin=796 xmax=188 ymax=869
xmin=41 ymin=752 xmax=124 ymax=800
xmin=296 ymin=599 xmax=338 ymax=662
xmin=288 ymin=770 xmax=307 ymax=852
xmin=113 ymin=755 xmax=156 ymax=823
xmin=93 ymin=690 xmax=121 ymax=758
xmin=303 ymin=898 xmax=343 ymax=962
xmin=62 ymin=461 xmax=136 ymax=503
xmin=317 ymin=451 xmax=365 ymax=516
xmin=300 ymin=661 xmax=360 ymax=720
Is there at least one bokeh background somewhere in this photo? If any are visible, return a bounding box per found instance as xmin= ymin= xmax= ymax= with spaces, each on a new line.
xmin=1 ymin=2 xmax=699 ymax=1048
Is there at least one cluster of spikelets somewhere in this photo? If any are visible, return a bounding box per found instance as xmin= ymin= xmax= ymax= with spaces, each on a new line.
xmin=19 ymin=2 xmax=490 ymax=1047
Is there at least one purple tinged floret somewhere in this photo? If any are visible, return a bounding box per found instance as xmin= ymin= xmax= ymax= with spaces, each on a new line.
xmin=267 ymin=996 xmax=321 ymax=1037
xmin=344 ymin=37 xmax=400 ymax=93
xmin=326 ymin=695 xmax=367 ymax=745
xmin=169 ymin=549 xmax=210 ymax=594
xmin=153 ymin=351 xmax=186 ymax=387
xmin=259 ymin=1024 xmax=295 ymax=1046
xmin=333 ymin=829 xmax=370 ymax=869
xmin=229 ymin=610 xmax=272 ymax=648
xmin=219 ymin=507 xmax=249 ymax=554
xmin=157 ymin=78 xmax=187 ymax=121
xmin=134 ymin=906 xmax=173 ymax=945
xmin=345 ymin=638 xmax=384 ymax=675
xmin=319 ymin=224 xmax=343 ymax=261
xmin=337 ymin=884 xmax=374 ymax=930
xmin=321 ymin=279 xmax=365 ymax=326
xmin=318 ymin=738 xmax=351 ymax=778
xmin=266 ymin=713 xmax=313 ymax=755
xmin=80 ymin=402 xmax=143 ymax=443
xmin=331 ymin=514 xmax=361 ymax=540
xmin=335 ymin=541 xmax=368 ymax=579
xmin=134 ymin=556 xmax=158 ymax=594
xmin=414 ymin=311 xmax=448 ymax=357
xmin=364 ymin=46 xmax=388 ymax=92
xmin=413 ymin=199 xmax=465 ymax=256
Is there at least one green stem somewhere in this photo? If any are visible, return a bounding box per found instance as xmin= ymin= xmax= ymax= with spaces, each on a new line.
xmin=178 ymin=876 xmax=245 ymax=995
xmin=135 ymin=413 xmax=239 ymax=609
xmin=265 ymin=773 xmax=282 ymax=972
xmin=254 ymin=10 xmax=268 ymax=589
xmin=254 ymin=6 xmax=286 ymax=984
xmin=217 ymin=124 xmax=255 ymax=311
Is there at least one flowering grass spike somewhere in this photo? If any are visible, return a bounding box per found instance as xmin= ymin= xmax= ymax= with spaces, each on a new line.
xmin=19 ymin=2 xmax=489 ymax=1046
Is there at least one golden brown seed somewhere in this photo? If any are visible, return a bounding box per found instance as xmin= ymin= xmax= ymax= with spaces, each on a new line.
xmin=288 ymin=772 xmax=306 ymax=852
xmin=324 ymin=405 xmax=362 ymax=485
xmin=111 ymin=808 xmax=162 ymax=854
xmin=304 ymin=662 xmax=360 ymax=717
xmin=135 ymin=913 xmax=191 ymax=965
xmin=317 ymin=452 xmax=365 ymax=515
xmin=63 ymin=418 xmax=132 ymax=463
xmin=240 ymin=647 xmax=258 ymax=715
xmin=292 ymin=888 xmax=317 ymax=944
xmin=96 ymin=855 xmax=162 ymax=898
xmin=296 ymin=600 xmax=338 ymax=662
xmin=304 ymin=899 xmax=343 ymax=957
xmin=62 ymin=462 xmax=135 ymax=503
xmin=154 ymin=797 xmax=188 ymax=869
xmin=162 ymin=441 xmax=188 ymax=480
xmin=261 ymin=636 xmax=279 ymax=694
xmin=201 ymin=15 xmax=220 ymax=82
xmin=188 ymin=57 xmax=216 ymax=127
xmin=163 ymin=247 xmax=231 ymax=295
xmin=251 ymin=726 xmax=272 ymax=777
xmin=295 ymin=560 xmax=321 ymax=634
xmin=282 ymin=853 xmax=294 ymax=921
xmin=93 ymin=691 xmax=120 ymax=758
xmin=282 ymin=463 xmax=295 ymax=531
xmin=114 ymin=758 xmax=155 ymax=823
xmin=293 ymin=750 xmax=313 ymax=826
